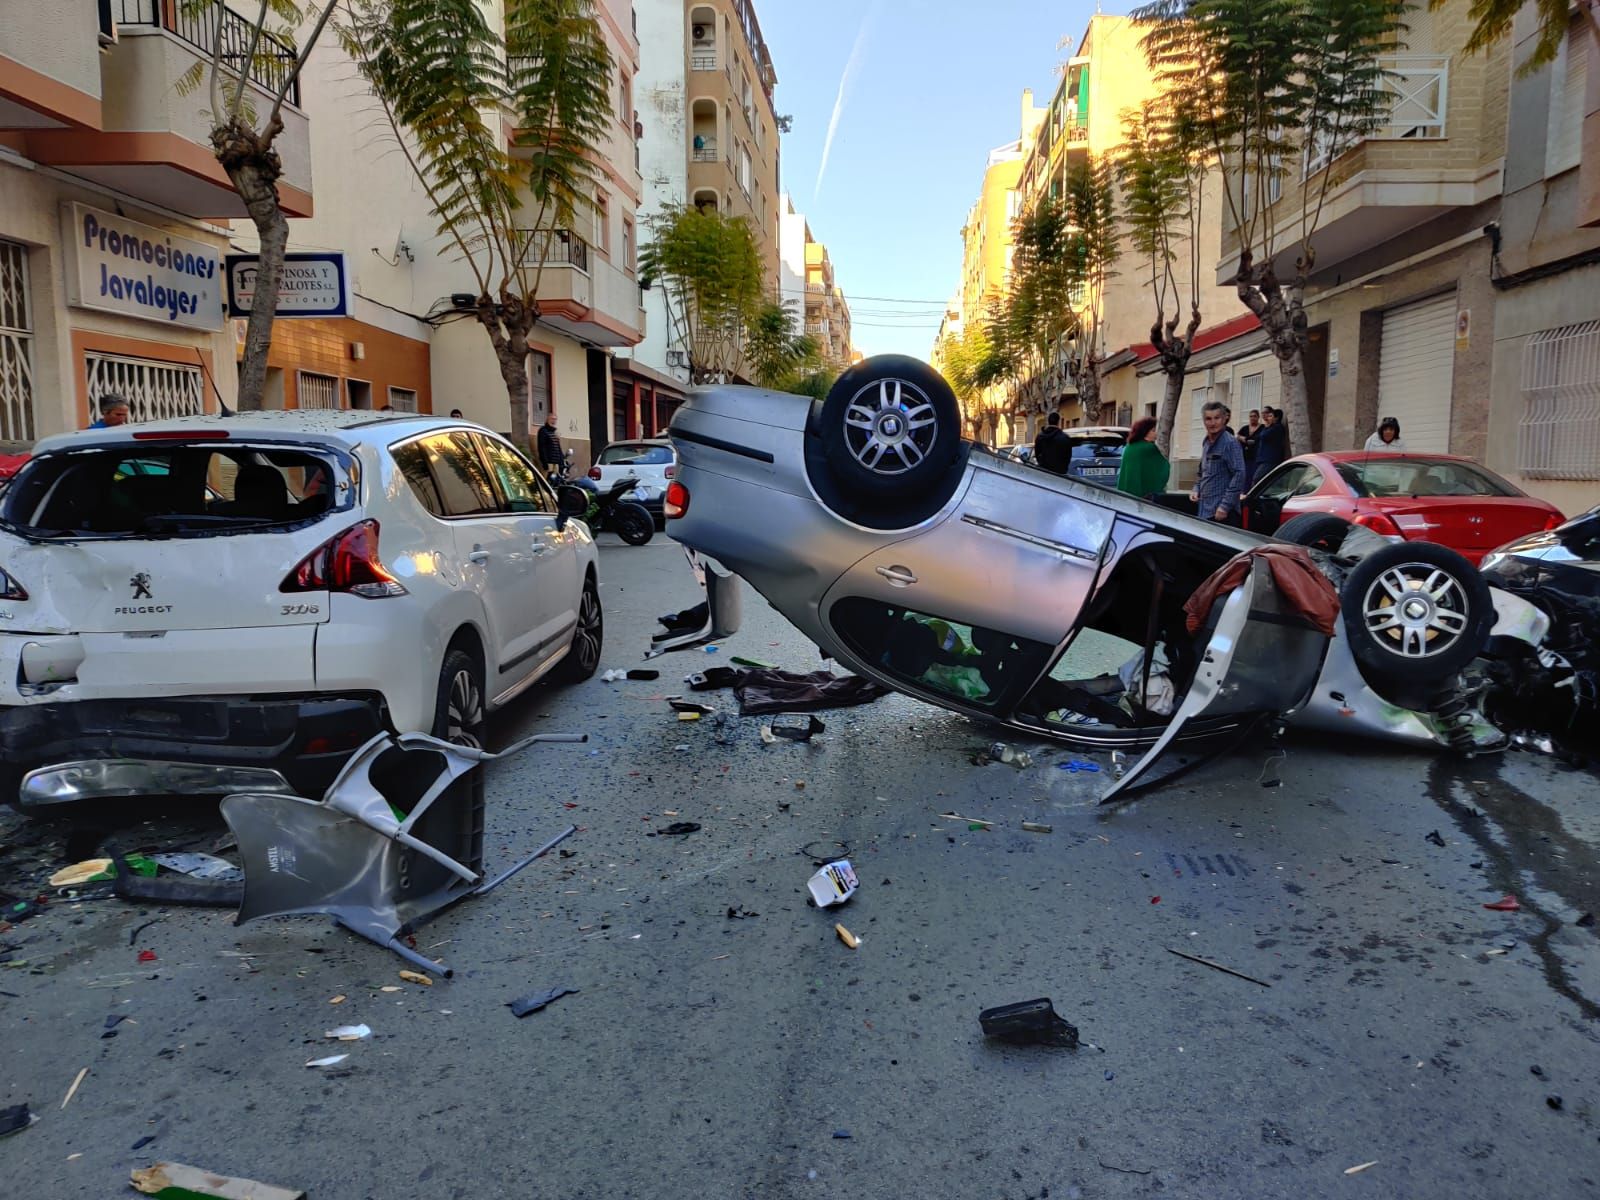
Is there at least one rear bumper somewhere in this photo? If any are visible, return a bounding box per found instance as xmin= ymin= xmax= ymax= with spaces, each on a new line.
xmin=0 ymin=693 xmax=390 ymax=809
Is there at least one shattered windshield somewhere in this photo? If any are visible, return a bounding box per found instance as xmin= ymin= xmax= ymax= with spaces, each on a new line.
xmin=0 ymin=443 xmax=350 ymax=538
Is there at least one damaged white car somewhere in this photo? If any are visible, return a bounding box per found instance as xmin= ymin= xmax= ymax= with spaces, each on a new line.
xmin=653 ymin=356 xmax=1593 ymax=798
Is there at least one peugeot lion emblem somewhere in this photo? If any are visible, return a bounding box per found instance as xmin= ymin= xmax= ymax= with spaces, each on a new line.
xmin=130 ymin=572 xmax=153 ymax=600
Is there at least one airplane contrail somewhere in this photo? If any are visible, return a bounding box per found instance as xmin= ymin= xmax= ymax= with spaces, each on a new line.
xmin=814 ymin=2 xmax=881 ymax=202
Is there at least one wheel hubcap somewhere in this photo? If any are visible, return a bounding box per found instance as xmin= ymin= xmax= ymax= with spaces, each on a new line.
xmin=843 ymin=378 xmax=938 ymax=476
xmin=1363 ymin=564 xmax=1470 ymax=659
xmin=447 ymin=668 xmax=484 ymax=748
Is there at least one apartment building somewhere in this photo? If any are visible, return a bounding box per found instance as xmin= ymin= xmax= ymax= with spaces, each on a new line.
xmin=1012 ymin=13 xmax=1236 ymax=433
xmin=629 ymin=0 xmax=780 ymax=432
xmin=1192 ymin=1 xmax=1505 ymax=474
xmin=212 ymin=0 xmax=645 ymax=467
xmin=1485 ymin=6 xmax=1600 ymax=513
xmin=778 ymin=198 xmax=853 ymax=368
xmin=0 ymin=0 xmax=318 ymax=439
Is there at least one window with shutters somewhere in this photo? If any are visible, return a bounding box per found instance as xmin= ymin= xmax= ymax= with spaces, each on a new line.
xmin=388 ymin=387 xmax=418 ymax=413
xmin=0 ymin=238 xmax=35 ymax=441
xmin=1547 ymin=19 xmax=1588 ymax=177
xmin=1238 ymin=372 xmax=1264 ymax=416
xmin=297 ymin=370 xmax=338 ymax=410
xmin=1520 ymin=321 xmax=1600 ymax=480
xmin=85 ymin=352 xmax=203 ymax=423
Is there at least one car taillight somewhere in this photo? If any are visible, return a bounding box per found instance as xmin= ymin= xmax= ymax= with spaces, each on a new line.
xmin=588 ymin=466 xmax=602 ymax=480
xmin=0 ymin=565 xmax=27 ymax=601
xmin=1354 ymin=512 xmax=1402 ymax=538
xmin=281 ymin=519 xmax=407 ymax=598
xmin=664 ymin=480 xmax=689 ymax=520
xmin=1544 ymin=512 xmax=1565 ymax=530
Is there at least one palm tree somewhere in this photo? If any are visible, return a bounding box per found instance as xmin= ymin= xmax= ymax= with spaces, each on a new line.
xmin=345 ymin=0 xmax=612 ymax=452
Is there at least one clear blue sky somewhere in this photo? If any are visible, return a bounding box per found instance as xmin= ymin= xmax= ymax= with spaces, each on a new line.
xmin=756 ymin=0 xmax=1099 ymax=361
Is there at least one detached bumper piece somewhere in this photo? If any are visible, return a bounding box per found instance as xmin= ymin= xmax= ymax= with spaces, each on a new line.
xmin=221 ymin=730 xmax=585 ymax=976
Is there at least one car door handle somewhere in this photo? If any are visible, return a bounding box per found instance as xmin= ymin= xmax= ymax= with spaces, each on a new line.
xmin=468 ymin=549 xmax=490 ymax=564
xmin=876 ymin=564 xmax=917 ymax=587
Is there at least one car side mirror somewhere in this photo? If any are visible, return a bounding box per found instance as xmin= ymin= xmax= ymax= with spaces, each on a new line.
xmin=556 ymin=484 xmax=589 ymax=520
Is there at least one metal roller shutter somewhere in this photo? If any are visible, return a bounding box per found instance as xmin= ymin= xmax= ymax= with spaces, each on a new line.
xmin=1377 ymin=292 xmax=1456 ymax=453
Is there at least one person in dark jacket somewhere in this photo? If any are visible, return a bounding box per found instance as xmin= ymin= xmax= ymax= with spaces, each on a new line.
xmin=1249 ymin=406 xmax=1288 ymax=487
xmin=537 ymin=413 xmax=563 ymax=476
xmin=1033 ymin=411 xmax=1072 ymax=475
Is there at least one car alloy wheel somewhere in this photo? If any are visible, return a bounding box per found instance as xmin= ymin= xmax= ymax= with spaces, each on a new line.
xmin=573 ymin=585 xmax=602 ymax=673
xmin=446 ymin=665 xmax=484 ymax=748
xmin=842 ymin=378 xmax=939 ymax=476
xmin=1361 ymin=562 xmax=1471 ymax=659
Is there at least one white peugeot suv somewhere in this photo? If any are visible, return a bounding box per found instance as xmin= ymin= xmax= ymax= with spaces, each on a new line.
xmin=0 ymin=411 xmax=601 ymax=810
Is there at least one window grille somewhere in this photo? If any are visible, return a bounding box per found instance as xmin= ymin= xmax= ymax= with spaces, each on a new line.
xmin=85 ymin=351 xmax=203 ymax=423
xmin=1520 ymin=321 xmax=1600 ymax=480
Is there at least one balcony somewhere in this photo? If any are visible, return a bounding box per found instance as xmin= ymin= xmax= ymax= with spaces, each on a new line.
xmin=0 ymin=0 xmax=104 ymax=131
xmin=1218 ymin=53 xmax=1500 ymax=281
xmin=20 ymin=0 xmax=313 ymax=219
xmin=691 ymin=51 xmax=717 ymax=71
xmin=516 ymin=228 xmax=642 ymax=347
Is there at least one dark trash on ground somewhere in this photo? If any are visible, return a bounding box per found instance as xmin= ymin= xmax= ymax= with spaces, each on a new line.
xmin=648 ymin=822 xmax=702 ymax=837
xmin=767 ymin=713 xmax=825 ymax=742
xmin=507 ymin=986 xmax=578 ymax=1018
xmin=978 ymin=998 xmax=1080 ymax=1048
xmin=1167 ymin=946 xmax=1272 ymax=987
xmin=1425 ymin=830 xmax=1446 ymax=847
xmin=686 ymin=666 xmax=889 ymax=716
xmin=0 ymin=1102 xmax=34 ymax=1138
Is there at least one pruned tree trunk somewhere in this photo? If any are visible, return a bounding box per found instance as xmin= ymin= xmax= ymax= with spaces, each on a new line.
xmin=478 ymin=295 xmax=536 ymax=452
xmin=1236 ymin=251 xmax=1313 ymax=456
xmin=1153 ymin=307 xmax=1202 ymax=459
xmin=214 ymin=116 xmax=286 ymax=411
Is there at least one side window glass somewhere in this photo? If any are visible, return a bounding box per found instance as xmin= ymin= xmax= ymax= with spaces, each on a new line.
xmin=421 ymin=433 xmax=497 ymax=517
xmin=1293 ymin=467 xmax=1323 ymax=497
xmin=391 ymin=441 xmax=445 ymax=517
xmin=477 ymin=435 xmax=553 ymax=514
xmin=1257 ymin=465 xmax=1304 ymax=502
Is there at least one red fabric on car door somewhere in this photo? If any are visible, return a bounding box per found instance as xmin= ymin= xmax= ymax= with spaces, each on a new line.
xmin=1182 ymin=544 xmax=1341 ymax=637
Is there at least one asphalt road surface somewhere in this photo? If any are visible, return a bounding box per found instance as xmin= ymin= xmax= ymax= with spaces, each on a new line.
xmin=2 ymin=536 xmax=1597 ymax=1198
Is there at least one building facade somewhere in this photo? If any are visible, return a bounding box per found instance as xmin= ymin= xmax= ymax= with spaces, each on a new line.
xmin=779 ymin=197 xmax=854 ymax=367
xmin=0 ymin=0 xmax=318 ymax=440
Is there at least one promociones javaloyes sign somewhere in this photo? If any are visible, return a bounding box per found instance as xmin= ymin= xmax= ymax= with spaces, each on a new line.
xmin=61 ymin=203 xmax=223 ymax=332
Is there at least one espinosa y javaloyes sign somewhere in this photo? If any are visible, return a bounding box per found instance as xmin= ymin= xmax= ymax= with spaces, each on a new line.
xmin=61 ymin=202 xmax=224 ymax=332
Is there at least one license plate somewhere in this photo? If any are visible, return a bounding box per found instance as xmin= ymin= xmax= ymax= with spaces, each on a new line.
xmin=1080 ymin=467 xmax=1116 ymax=479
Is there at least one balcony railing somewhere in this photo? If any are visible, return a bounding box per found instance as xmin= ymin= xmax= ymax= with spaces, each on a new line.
xmin=691 ymin=142 xmax=717 ymax=162
xmin=516 ymin=228 xmax=589 ymax=273
xmin=117 ymin=0 xmax=301 ymax=107
xmin=691 ymin=53 xmax=717 ymax=71
xmin=1062 ymin=115 xmax=1088 ymax=145
xmin=1304 ymin=55 xmax=1447 ymax=177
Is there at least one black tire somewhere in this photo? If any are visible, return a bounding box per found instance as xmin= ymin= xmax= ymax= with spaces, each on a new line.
xmin=1340 ymin=541 xmax=1495 ymax=692
xmin=612 ymin=502 xmax=654 ymax=546
xmin=819 ymin=355 xmax=961 ymax=501
xmin=553 ymin=575 xmax=604 ymax=684
xmin=432 ymin=646 xmax=487 ymax=749
xmin=1275 ymin=513 xmax=1353 ymax=553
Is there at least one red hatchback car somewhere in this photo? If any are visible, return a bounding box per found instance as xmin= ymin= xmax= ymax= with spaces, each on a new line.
xmin=1244 ymin=452 xmax=1565 ymax=564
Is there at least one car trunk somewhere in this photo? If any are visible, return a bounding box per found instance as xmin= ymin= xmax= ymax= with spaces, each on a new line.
xmin=1375 ymin=497 xmax=1556 ymax=557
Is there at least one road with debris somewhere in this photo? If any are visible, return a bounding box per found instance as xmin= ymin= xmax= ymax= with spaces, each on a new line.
xmin=3 ymin=537 xmax=1597 ymax=1198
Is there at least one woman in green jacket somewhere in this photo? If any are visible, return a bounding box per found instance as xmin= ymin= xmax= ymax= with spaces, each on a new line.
xmin=1116 ymin=417 xmax=1170 ymax=499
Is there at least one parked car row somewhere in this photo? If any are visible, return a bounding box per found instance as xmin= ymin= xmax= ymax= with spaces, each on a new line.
xmin=1000 ymin=427 xmax=1130 ymax=484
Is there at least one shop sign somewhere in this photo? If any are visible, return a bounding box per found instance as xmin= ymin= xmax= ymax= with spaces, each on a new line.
xmin=61 ymin=203 xmax=224 ymax=332
xmin=226 ymin=252 xmax=351 ymax=319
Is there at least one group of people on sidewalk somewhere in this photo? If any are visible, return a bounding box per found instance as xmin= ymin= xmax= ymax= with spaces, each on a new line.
xmin=1099 ymin=402 xmax=1404 ymax=526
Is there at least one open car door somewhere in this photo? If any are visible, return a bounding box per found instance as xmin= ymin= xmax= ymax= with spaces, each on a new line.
xmin=1100 ymin=557 xmax=1330 ymax=802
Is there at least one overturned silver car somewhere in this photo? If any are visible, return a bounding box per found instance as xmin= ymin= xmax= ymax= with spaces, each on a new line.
xmin=656 ymin=355 xmax=1594 ymax=799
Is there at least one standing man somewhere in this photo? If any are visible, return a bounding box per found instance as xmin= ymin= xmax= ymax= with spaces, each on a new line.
xmin=1191 ymin=400 xmax=1245 ymax=524
xmin=1033 ymin=411 xmax=1072 ymax=476
xmin=537 ymin=411 xmax=564 ymax=478
xmin=89 ymin=394 xmax=130 ymax=429
xmin=1250 ymin=406 xmax=1288 ymax=487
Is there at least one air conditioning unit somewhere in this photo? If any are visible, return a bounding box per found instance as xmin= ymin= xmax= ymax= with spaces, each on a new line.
xmin=692 ymin=24 xmax=707 ymax=40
